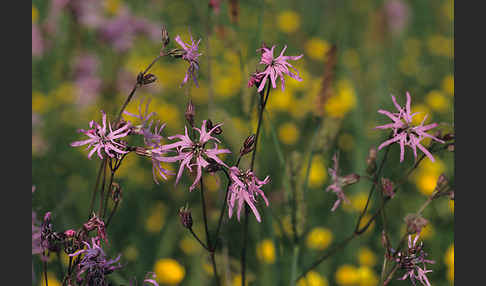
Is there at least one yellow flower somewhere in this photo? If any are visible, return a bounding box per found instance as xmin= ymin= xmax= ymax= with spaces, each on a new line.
xmin=154 ymin=258 xmax=185 ymax=284
xmin=413 ymin=158 xmax=445 ymax=196
xmin=427 ymin=35 xmax=453 ymax=57
xmin=204 ymin=174 xmax=220 ymax=192
xmin=357 ymin=214 xmax=374 ymax=234
xmin=415 ymin=173 xmax=440 ymax=196
xmin=277 ymin=10 xmax=301 ymax=33
xmin=447 ymin=264 xmax=454 ymax=282
xmin=297 ymin=271 xmax=329 ymax=286
xmin=145 ymin=202 xmax=166 ymax=233
xmin=104 ymin=0 xmax=121 ymax=15
xmin=357 ymin=267 xmax=378 ymax=286
xmin=425 ymin=90 xmax=449 ymax=113
xmin=191 ymin=83 xmax=209 ymax=104
xmin=39 ymin=272 xmax=61 ymax=286
xmin=445 ymin=244 xmax=454 ymax=267
xmin=335 ymin=264 xmax=359 ymax=285
xmin=232 ymin=274 xmax=249 ymax=286
xmin=337 ymin=133 xmax=354 ymax=152
xmin=449 ymin=200 xmax=454 ymax=213
xmin=124 ymin=245 xmax=139 ymax=261
xmin=32 ymin=5 xmax=39 ymax=23
xmin=404 ymin=38 xmax=422 ymax=59
xmin=202 ymin=260 xmax=214 ymax=276
xmin=278 ymin=122 xmax=300 ymax=145
xmin=324 ymin=79 xmax=356 ymax=118
xmin=305 ymin=38 xmax=331 ymax=61
xmin=306 ymin=227 xmax=333 ymax=251
xmin=214 ymin=75 xmax=241 ymax=98
xmin=443 ymin=0 xmax=454 ymax=21
xmin=266 ymin=89 xmax=295 ymax=112
xmin=442 ymin=74 xmax=454 ymax=96
xmin=306 ymin=155 xmax=328 ymax=189
xmin=411 ymin=104 xmax=432 ymax=126
xmin=32 ymin=91 xmax=49 ymax=114
xmin=358 ymin=247 xmax=377 ymax=267
xmin=350 ymin=192 xmax=370 ymax=213
xmin=256 ymin=239 xmax=276 ymax=264
xmin=342 ymin=49 xmax=360 ymax=69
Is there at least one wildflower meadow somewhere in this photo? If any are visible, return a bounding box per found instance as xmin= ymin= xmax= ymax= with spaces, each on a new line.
xmin=32 ymin=0 xmax=454 ymax=285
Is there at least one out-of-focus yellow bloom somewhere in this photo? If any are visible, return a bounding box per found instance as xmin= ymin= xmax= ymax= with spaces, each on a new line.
xmin=104 ymin=0 xmax=121 ymax=15
xmin=411 ymin=104 xmax=432 ymax=126
xmin=335 ymin=264 xmax=359 ymax=285
xmin=145 ymin=202 xmax=166 ymax=233
xmin=324 ymin=79 xmax=357 ymax=118
xmin=445 ymin=244 xmax=454 ymax=267
xmin=151 ymin=100 xmax=182 ymax=132
xmin=413 ymin=158 xmax=445 ymax=196
xmin=51 ymin=82 xmax=76 ymax=105
xmin=278 ymin=122 xmax=300 ymax=145
xmin=124 ymin=245 xmax=139 ymax=261
xmin=447 ymin=263 xmax=454 ymax=282
xmin=214 ymin=75 xmax=241 ymax=98
xmin=342 ymin=49 xmax=360 ymax=69
xmin=267 ymin=89 xmax=295 ymax=112
xmin=404 ymin=38 xmax=422 ymax=59
xmin=297 ymin=271 xmax=329 ymax=286
xmin=231 ymin=117 xmax=248 ymax=135
xmin=415 ymin=173 xmax=440 ymax=196
xmin=357 ymin=214 xmax=374 ymax=234
xmin=419 ymin=224 xmax=434 ymax=240
xmin=427 ymin=35 xmax=453 ymax=57
xmin=204 ymin=174 xmax=220 ymax=192
xmin=305 ymin=38 xmax=331 ymax=61
xmin=443 ymin=0 xmax=454 ymax=21
xmin=277 ymin=10 xmax=301 ymax=33
xmin=358 ymin=247 xmax=377 ymax=267
xmin=180 ymin=235 xmax=200 ymax=255
xmin=154 ymin=258 xmax=185 ymax=284
xmin=39 ymin=272 xmax=61 ymax=286
xmin=350 ymin=192 xmax=370 ymax=213
xmin=357 ymin=266 xmax=378 ymax=286
xmin=32 ymin=5 xmax=38 ymax=23
xmin=449 ymin=200 xmax=454 ymax=213
xmin=232 ymin=274 xmax=250 ymax=286
xmin=442 ymin=74 xmax=454 ymax=96
xmin=425 ymin=90 xmax=449 ymax=113
xmin=256 ymin=239 xmax=276 ymax=264
xmin=338 ymin=133 xmax=354 ymax=152
xmin=32 ymin=91 xmax=49 ymax=114
xmin=306 ymin=155 xmax=328 ymax=189
xmin=306 ymin=227 xmax=333 ymax=251
xmin=202 ymin=260 xmax=214 ymax=276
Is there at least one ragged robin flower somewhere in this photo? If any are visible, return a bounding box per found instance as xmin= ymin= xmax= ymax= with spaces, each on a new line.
xmin=227 ymin=166 xmax=270 ymax=222
xmin=162 ymin=120 xmax=231 ymax=191
xmin=71 ymin=110 xmax=131 ymax=159
xmin=254 ymin=44 xmax=303 ymax=92
xmin=375 ymin=92 xmax=444 ymax=162
xmin=395 ymin=233 xmax=435 ymax=286
xmin=174 ymin=33 xmax=202 ymax=87
xmin=326 ymin=152 xmax=360 ymax=211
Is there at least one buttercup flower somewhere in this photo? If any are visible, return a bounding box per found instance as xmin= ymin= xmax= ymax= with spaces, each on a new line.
xmin=376 ymin=92 xmax=445 ymax=162
xmin=326 ymin=152 xmax=360 ymax=211
xmin=254 ymin=44 xmax=303 ymax=92
xmin=227 ymin=166 xmax=270 ymax=222
xmin=71 ymin=110 xmax=131 ymax=159
xmin=395 ymin=233 xmax=435 ymax=286
xmin=163 ymin=120 xmax=231 ymax=191
xmin=175 ymin=34 xmax=202 ymax=87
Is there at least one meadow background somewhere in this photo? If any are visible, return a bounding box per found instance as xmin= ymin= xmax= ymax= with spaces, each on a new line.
xmin=32 ymin=0 xmax=454 ymax=285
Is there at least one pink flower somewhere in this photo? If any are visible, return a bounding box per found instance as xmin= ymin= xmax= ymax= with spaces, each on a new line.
xmin=227 ymin=167 xmax=270 ymax=222
xmin=396 ymin=233 xmax=435 ymax=286
xmin=255 ymin=44 xmax=303 ymax=92
xmin=326 ymin=152 xmax=360 ymax=211
xmin=163 ymin=120 xmax=231 ymax=191
xmin=71 ymin=111 xmax=131 ymax=159
xmin=175 ymin=34 xmax=202 ymax=87
xmin=375 ymin=92 xmax=444 ymax=162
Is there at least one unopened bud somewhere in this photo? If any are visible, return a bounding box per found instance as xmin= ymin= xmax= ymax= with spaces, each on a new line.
xmin=381 ymin=178 xmax=395 ymax=198
xmin=178 ymin=206 xmax=193 ymax=229
xmin=447 ymin=143 xmax=454 ymax=152
xmin=340 ymin=174 xmax=360 ymax=187
xmin=137 ymin=72 xmax=157 ymax=86
xmin=185 ymin=100 xmax=195 ymax=127
xmin=111 ymin=182 xmax=122 ymax=203
xmin=381 ymin=230 xmax=393 ymax=259
xmin=404 ymin=213 xmax=428 ymax=234
xmin=205 ymin=158 xmax=220 ymax=173
xmin=64 ymin=229 xmax=76 ymax=237
xmin=240 ymin=134 xmax=256 ymax=155
xmin=161 ymin=25 xmax=170 ymax=48
xmin=432 ymin=174 xmax=454 ymax=200
xmin=44 ymin=212 xmax=52 ymax=222
xmin=366 ymin=147 xmax=377 ymax=175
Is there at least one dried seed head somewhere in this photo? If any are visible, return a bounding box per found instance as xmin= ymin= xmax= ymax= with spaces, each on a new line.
xmin=137 ymin=72 xmax=157 ymax=86
xmin=185 ymin=100 xmax=195 ymax=127
xmin=178 ymin=206 xmax=193 ymax=229
xmin=381 ymin=177 xmax=395 ymax=198
xmin=404 ymin=214 xmax=428 ymax=234
xmin=366 ymin=146 xmax=377 ymax=175
xmin=111 ymin=182 xmax=122 ymax=203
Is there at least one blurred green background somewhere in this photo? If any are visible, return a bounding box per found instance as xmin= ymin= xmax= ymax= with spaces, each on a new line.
xmin=32 ymin=0 xmax=454 ymax=285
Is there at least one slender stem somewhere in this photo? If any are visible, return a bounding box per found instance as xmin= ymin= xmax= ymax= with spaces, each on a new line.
xmin=105 ymin=200 xmax=119 ymax=229
xmin=98 ymin=159 xmax=108 ymax=217
xmin=189 ymin=228 xmax=209 ymax=251
xmin=213 ymin=169 xmax=231 ymax=247
xmin=242 ymin=83 xmax=271 ymax=286
xmin=200 ymin=178 xmax=211 ymax=249
xmin=43 ymin=251 xmax=49 ymax=286
xmin=382 ymin=264 xmax=399 ymax=285
xmin=102 ymin=169 xmax=116 ymax=219
xmin=88 ymin=159 xmax=106 ymax=218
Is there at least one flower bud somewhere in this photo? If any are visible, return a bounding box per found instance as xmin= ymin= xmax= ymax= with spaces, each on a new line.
xmin=64 ymin=229 xmax=76 ymax=237
xmin=178 ymin=206 xmax=193 ymax=229
xmin=432 ymin=174 xmax=454 ymax=200
xmin=111 ymin=182 xmax=122 ymax=203
xmin=404 ymin=213 xmax=428 ymax=234
xmin=340 ymin=173 xmax=360 ymax=187
xmin=206 ymin=119 xmax=222 ymax=134
xmin=240 ymin=134 xmax=256 ymax=155
xmin=185 ymin=100 xmax=195 ymax=127
xmin=161 ymin=25 xmax=170 ymax=48
xmin=137 ymin=72 xmax=157 ymax=86
xmin=381 ymin=177 xmax=395 ymax=198
xmin=366 ymin=147 xmax=377 ymax=175
xmin=447 ymin=143 xmax=454 ymax=152
xmin=205 ymin=158 xmax=220 ymax=173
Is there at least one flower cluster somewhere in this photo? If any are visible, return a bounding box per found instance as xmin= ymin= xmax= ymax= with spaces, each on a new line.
xmin=395 ymin=234 xmax=435 ymax=286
